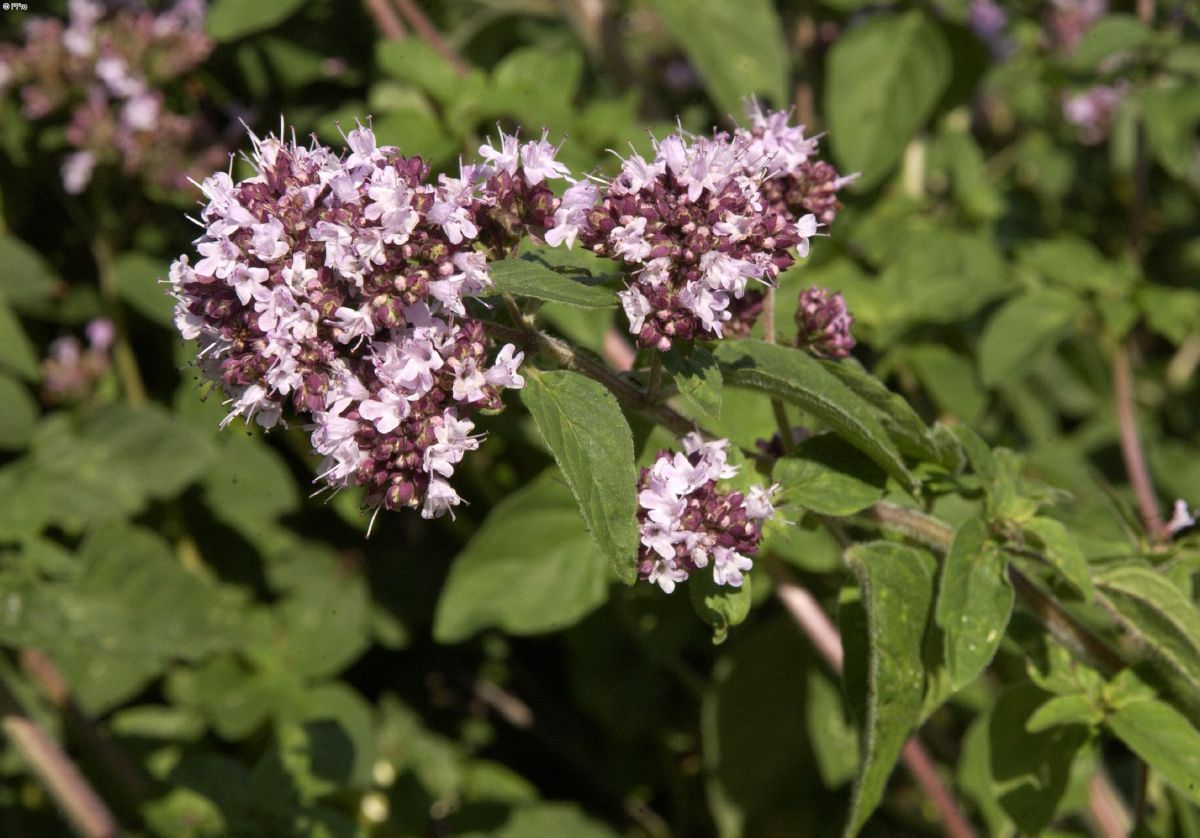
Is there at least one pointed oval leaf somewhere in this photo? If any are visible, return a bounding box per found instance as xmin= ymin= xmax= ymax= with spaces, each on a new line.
xmin=935 ymin=519 xmax=1014 ymax=691
xmin=714 ymin=340 xmax=914 ymax=489
xmin=644 ymin=0 xmax=789 ymax=116
xmin=826 ymin=11 xmax=952 ymax=188
xmin=1094 ymin=564 xmax=1200 ymax=693
xmin=433 ymin=471 xmax=611 ymax=642
xmin=1105 ymin=698 xmax=1200 ymax=804
xmin=520 ymin=370 xmax=639 ymax=582
xmin=489 ymin=259 xmax=618 ymax=309
xmin=979 ymin=290 xmax=1082 ymax=386
xmin=774 ymin=435 xmax=886 ymax=516
xmin=844 ymin=541 xmax=936 ymax=836
xmin=1022 ymin=517 xmax=1094 ymax=601
xmin=663 ymin=346 xmax=723 ymax=420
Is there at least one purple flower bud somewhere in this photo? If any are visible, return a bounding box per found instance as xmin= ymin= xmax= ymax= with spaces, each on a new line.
xmin=795 ymin=286 xmax=855 ymax=359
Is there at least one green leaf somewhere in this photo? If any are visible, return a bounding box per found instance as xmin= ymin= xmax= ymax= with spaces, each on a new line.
xmin=807 ymin=669 xmax=860 ymax=789
xmin=702 ymin=620 xmax=812 ymax=833
xmin=206 ymin=0 xmax=307 ymax=41
xmin=644 ymin=0 xmax=789 ymax=116
xmin=843 ymin=541 xmax=936 ymax=836
xmin=492 ymin=803 xmax=618 ymax=838
xmin=826 ymin=11 xmax=952 ymax=188
xmin=774 ymin=435 xmax=886 ymax=516
xmin=714 ymin=340 xmax=914 ymax=489
xmin=486 ymin=47 xmax=583 ymax=127
xmin=376 ymin=39 xmax=465 ymax=104
xmin=979 ymin=290 xmax=1082 ymax=387
xmin=202 ymin=435 xmax=300 ymax=538
xmin=0 ymin=296 xmax=39 ymax=380
xmin=1070 ymin=15 xmax=1152 ymax=70
xmin=262 ymin=545 xmax=372 ymax=679
xmin=488 ymin=259 xmax=618 ymax=308
xmin=1139 ymin=286 xmax=1200 ymax=344
xmin=988 ymin=685 xmax=1090 ymax=834
xmin=519 ymin=370 xmax=639 ymax=583
xmin=433 ymin=471 xmax=612 ymax=642
xmin=1094 ymin=564 xmax=1200 ymax=693
xmin=113 ymin=252 xmax=174 ymax=325
xmin=372 ymin=107 xmax=457 ymax=167
xmin=935 ymin=519 xmax=1013 ymax=691
xmin=906 ymin=344 xmax=987 ymax=423
xmin=1022 ymin=517 xmax=1094 ymax=601
xmin=1026 ymin=694 xmax=1103 ymax=732
xmin=820 ymin=357 xmax=960 ymax=469
xmin=0 ymin=374 xmax=37 ymax=450
xmin=0 ymin=233 xmax=58 ymax=312
xmin=1105 ymin=698 xmax=1200 ymax=804
xmin=663 ymin=346 xmax=722 ymax=419
xmin=689 ymin=569 xmax=751 ymax=644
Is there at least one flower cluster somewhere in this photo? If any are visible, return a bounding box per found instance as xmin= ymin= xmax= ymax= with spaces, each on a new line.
xmin=1062 ymin=82 xmax=1127 ymax=145
xmin=636 ymin=434 xmax=777 ymax=593
xmin=0 ymin=0 xmax=227 ymax=195
xmin=795 ymin=286 xmax=855 ymax=359
xmin=168 ymin=124 xmax=571 ymax=518
xmin=40 ymin=318 xmax=113 ymax=404
xmin=547 ymin=103 xmax=849 ymax=350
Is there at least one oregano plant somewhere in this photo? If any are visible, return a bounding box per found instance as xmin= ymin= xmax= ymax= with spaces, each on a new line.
xmin=1 ymin=1 xmax=1199 ymax=836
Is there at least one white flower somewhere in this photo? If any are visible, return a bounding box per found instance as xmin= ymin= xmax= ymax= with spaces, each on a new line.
xmin=519 ymin=131 xmax=571 ymax=184
xmin=359 ymin=389 xmax=408 ymax=434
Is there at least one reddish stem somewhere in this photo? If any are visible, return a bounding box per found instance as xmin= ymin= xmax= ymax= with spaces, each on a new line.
xmin=1113 ymin=344 xmax=1166 ymax=543
xmin=390 ymin=0 xmax=470 ymax=77
xmin=772 ymin=568 xmax=977 ymax=837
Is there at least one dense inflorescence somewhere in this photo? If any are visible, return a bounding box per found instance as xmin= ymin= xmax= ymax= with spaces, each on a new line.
xmin=546 ymin=103 xmax=850 ymax=351
xmin=636 ymin=434 xmax=777 ymax=592
xmin=0 ymin=0 xmax=227 ymax=195
xmin=168 ymin=124 xmax=574 ymax=518
xmin=795 ymin=286 xmax=855 ymax=359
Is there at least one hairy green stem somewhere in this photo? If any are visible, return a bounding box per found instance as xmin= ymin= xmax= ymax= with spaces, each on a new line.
xmin=763 ymin=287 xmax=796 ymax=454
xmin=486 ymin=320 xmax=696 ymax=437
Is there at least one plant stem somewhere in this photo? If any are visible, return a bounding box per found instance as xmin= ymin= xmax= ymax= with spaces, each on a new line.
xmin=0 ymin=679 xmax=120 ymax=838
xmin=486 ymin=320 xmax=696 ymax=437
xmin=859 ymin=502 xmax=1127 ymax=676
xmin=19 ymin=651 xmax=151 ymax=808
xmin=1112 ymin=343 xmax=1166 ymax=544
xmin=91 ymin=235 xmax=147 ymax=407
xmin=646 ymin=353 xmax=662 ymax=404
xmin=389 ymin=0 xmax=470 ymax=77
xmin=763 ymin=286 xmax=797 ymax=454
xmin=364 ymin=0 xmax=408 ymax=39
xmin=770 ymin=562 xmax=976 ymax=837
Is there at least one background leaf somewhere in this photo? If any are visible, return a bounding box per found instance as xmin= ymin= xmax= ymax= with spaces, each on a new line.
xmin=826 ymin=11 xmax=952 ymax=188
xmin=433 ymin=471 xmax=611 ymax=642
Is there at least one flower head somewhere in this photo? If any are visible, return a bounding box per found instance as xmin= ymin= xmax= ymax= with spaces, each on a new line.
xmin=636 ymin=434 xmax=776 ymax=592
xmin=170 ymin=124 xmax=525 ymax=517
xmin=546 ymin=105 xmax=848 ymax=350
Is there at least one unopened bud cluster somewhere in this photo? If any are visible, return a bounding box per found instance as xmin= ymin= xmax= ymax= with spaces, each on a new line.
xmin=795 ymin=286 xmax=855 ymax=359
xmin=168 ymin=125 xmax=581 ymax=517
xmin=547 ymin=102 xmax=851 ymax=350
xmin=636 ymin=434 xmax=777 ymax=592
xmin=0 ymin=0 xmax=227 ymax=195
